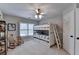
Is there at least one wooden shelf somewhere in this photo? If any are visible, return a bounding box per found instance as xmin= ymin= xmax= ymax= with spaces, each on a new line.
xmin=0 ymin=21 xmax=6 ymax=55
xmin=0 ymin=31 xmax=5 ymax=32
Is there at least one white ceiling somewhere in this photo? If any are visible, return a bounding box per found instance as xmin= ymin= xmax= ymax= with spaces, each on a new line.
xmin=0 ymin=3 xmax=74 ymax=21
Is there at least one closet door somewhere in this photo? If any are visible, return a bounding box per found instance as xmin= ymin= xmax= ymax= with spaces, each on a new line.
xmin=75 ymin=8 xmax=79 ymax=55
xmin=63 ymin=10 xmax=75 ymax=55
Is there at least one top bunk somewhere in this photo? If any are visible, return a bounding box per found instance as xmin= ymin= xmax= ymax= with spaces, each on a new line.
xmin=33 ymin=24 xmax=53 ymax=30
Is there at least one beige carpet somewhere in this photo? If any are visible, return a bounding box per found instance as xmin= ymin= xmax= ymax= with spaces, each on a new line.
xmin=7 ymin=39 xmax=68 ymax=55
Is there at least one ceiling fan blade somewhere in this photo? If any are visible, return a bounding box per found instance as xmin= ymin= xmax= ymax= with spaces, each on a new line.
xmin=40 ymin=13 xmax=45 ymax=15
xmin=35 ymin=9 xmax=38 ymax=13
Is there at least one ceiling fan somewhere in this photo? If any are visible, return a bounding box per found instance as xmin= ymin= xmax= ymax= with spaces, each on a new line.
xmin=35 ymin=8 xmax=44 ymax=19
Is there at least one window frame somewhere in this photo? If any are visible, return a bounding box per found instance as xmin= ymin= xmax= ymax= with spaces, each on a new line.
xmin=20 ymin=23 xmax=34 ymax=36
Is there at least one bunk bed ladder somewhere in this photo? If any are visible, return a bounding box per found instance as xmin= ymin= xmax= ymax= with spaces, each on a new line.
xmin=53 ymin=24 xmax=61 ymax=49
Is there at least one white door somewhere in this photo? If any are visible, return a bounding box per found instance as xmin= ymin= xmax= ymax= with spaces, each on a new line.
xmin=63 ymin=10 xmax=75 ymax=55
xmin=75 ymin=8 xmax=79 ymax=55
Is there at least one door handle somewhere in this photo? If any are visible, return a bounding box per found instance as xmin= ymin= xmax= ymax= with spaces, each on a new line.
xmin=70 ymin=35 xmax=73 ymax=38
xmin=77 ymin=37 xmax=79 ymax=40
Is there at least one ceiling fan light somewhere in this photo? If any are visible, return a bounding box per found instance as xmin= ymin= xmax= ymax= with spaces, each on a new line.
xmin=35 ymin=15 xmax=38 ymax=19
xmin=39 ymin=15 xmax=42 ymax=19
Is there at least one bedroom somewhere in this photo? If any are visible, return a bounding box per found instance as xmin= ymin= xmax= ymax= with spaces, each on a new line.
xmin=0 ymin=3 xmax=79 ymax=55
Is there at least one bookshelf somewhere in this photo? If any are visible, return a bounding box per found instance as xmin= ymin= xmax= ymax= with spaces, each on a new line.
xmin=0 ymin=21 xmax=7 ymax=55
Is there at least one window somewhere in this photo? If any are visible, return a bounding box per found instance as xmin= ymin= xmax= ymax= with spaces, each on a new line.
xmin=28 ymin=24 xmax=34 ymax=35
xmin=20 ymin=23 xmax=34 ymax=36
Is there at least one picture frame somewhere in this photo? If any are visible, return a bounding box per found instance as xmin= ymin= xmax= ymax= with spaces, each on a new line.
xmin=7 ymin=23 xmax=16 ymax=31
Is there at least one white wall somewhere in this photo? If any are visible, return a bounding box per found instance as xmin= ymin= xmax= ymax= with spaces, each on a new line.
xmin=39 ymin=14 xmax=63 ymax=36
xmin=39 ymin=14 xmax=63 ymax=29
xmin=3 ymin=14 xmax=19 ymax=39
